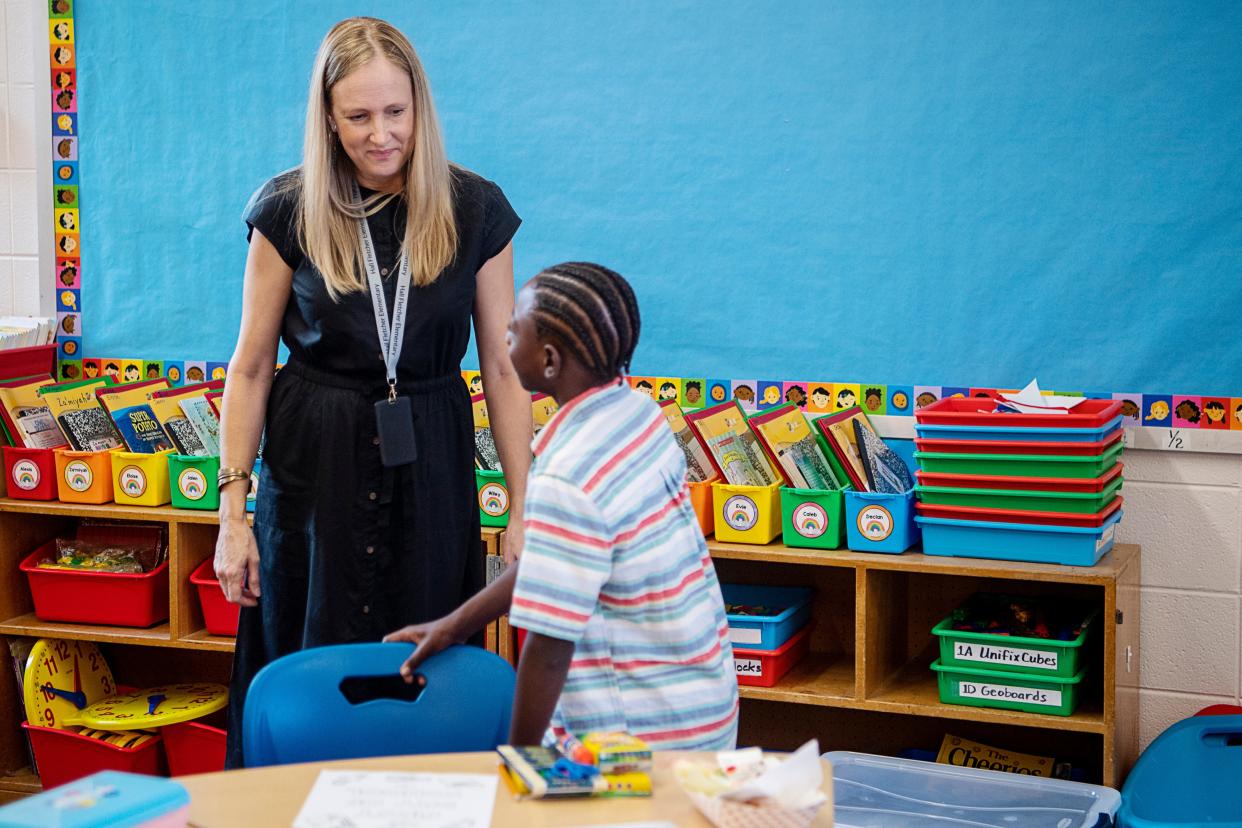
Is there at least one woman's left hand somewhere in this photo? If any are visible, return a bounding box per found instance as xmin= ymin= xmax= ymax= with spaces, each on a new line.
xmin=502 ymin=517 xmax=525 ymax=565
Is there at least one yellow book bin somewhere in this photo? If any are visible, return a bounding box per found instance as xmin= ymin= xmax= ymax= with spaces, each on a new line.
xmin=711 ymin=480 xmax=782 ymax=544
xmin=111 ymin=449 xmax=173 ymax=507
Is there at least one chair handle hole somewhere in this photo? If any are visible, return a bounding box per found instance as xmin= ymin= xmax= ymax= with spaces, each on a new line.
xmin=338 ymin=673 xmax=427 ymax=705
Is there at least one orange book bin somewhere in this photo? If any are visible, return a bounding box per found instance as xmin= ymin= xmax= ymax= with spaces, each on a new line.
xmin=54 ymin=448 xmax=117 ymax=505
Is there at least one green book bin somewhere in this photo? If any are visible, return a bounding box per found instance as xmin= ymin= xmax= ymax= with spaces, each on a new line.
xmin=475 ymin=468 xmax=511 ymax=527
xmin=780 ymin=485 xmax=845 ymax=549
xmin=168 ymin=455 xmax=220 ymax=510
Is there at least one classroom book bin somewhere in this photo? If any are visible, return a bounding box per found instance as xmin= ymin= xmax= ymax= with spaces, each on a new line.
xmin=845 ymin=489 xmax=919 ymax=554
xmin=189 ymin=557 xmax=239 ymax=636
xmin=2 ymin=446 xmax=58 ymax=501
xmin=711 ymin=480 xmax=782 ymax=544
xmin=54 ymin=448 xmax=116 ymax=504
xmin=915 ymin=474 xmax=1123 ymax=514
xmin=720 ymin=584 xmax=813 ymax=650
xmin=733 ymin=623 xmax=812 ymax=687
xmin=932 ymin=610 xmax=1097 ymax=680
xmin=687 ymin=478 xmax=715 ymax=536
xmin=20 ymin=722 xmax=166 ymax=790
xmin=780 ymin=485 xmax=845 ymax=549
xmin=916 ymin=509 xmax=1121 ymax=567
xmin=931 ymin=660 xmax=1087 ymax=717
xmin=19 ymin=531 xmax=171 ymax=628
xmin=110 ymin=450 xmax=173 ymax=507
xmin=914 ymin=442 xmax=1124 ymax=479
xmin=163 ymin=721 xmax=227 ymax=776
xmin=168 ymin=454 xmax=219 ymax=510
xmin=474 ymin=468 xmax=510 ymax=527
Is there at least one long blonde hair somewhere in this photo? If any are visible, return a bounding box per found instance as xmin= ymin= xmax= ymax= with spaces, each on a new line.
xmin=299 ymin=17 xmax=457 ymax=300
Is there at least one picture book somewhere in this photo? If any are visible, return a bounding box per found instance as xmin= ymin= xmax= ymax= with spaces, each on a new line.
xmin=472 ymin=393 xmax=500 ymax=471
xmin=658 ymin=399 xmax=718 ymax=483
xmin=0 ymin=374 xmax=67 ymax=449
xmin=815 ymin=405 xmax=876 ymax=491
xmin=96 ymin=379 xmax=172 ymax=453
xmin=179 ymin=397 xmax=221 ymax=456
xmin=749 ymin=403 xmax=842 ymax=490
xmin=684 ymin=400 xmax=778 ymax=488
xmin=854 ymin=418 xmax=914 ymax=493
xmin=204 ymin=389 xmax=223 ymax=418
xmin=149 ymin=380 xmax=224 ymax=456
xmin=38 ymin=376 xmax=123 ymax=451
xmin=496 ymin=745 xmax=651 ymax=799
xmin=531 ymin=393 xmax=559 ymax=434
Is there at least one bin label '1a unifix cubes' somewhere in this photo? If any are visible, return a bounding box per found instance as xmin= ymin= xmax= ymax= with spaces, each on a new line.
xmin=857 ymin=504 xmax=894 ymax=542
xmin=479 ymin=480 xmax=509 ymax=519
xmin=177 ymin=468 xmax=209 ymax=502
xmin=11 ymin=459 xmax=42 ymax=492
xmin=954 ymin=642 xmax=1058 ymax=671
xmin=118 ymin=464 xmax=148 ymax=497
xmin=63 ymin=459 xmax=94 ymax=492
xmin=957 ymin=680 xmax=1062 ymax=708
xmin=723 ymin=494 xmax=759 ymax=531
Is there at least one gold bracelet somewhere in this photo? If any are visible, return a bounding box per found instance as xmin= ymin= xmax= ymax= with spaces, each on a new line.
xmin=217 ymin=470 xmax=250 ymax=489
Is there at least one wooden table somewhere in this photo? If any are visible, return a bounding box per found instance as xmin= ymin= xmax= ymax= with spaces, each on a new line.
xmin=180 ymin=751 xmax=835 ymax=827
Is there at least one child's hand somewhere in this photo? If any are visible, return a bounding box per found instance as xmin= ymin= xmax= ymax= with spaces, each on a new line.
xmin=383 ymin=616 xmax=465 ymax=683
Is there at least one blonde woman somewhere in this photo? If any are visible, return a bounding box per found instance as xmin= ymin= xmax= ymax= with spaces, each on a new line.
xmin=214 ymin=17 xmax=531 ymax=766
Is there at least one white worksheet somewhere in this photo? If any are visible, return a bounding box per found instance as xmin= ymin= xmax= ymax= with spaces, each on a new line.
xmin=293 ymin=770 xmax=498 ymax=828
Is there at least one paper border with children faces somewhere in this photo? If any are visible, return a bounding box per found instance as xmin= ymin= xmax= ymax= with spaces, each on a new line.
xmin=49 ymin=3 xmax=83 ymax=382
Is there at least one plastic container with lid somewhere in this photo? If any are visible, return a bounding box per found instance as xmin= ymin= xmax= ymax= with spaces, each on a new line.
xmin=825 ymin=750 xmax=1120 ymax=827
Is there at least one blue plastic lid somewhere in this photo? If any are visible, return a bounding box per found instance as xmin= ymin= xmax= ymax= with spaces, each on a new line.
xmin=0 ymin=771 xmax=189 ymax=828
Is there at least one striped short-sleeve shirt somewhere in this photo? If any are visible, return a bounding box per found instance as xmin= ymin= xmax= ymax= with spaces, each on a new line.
xmin=508 ymin=380 xmax=739 ymax=750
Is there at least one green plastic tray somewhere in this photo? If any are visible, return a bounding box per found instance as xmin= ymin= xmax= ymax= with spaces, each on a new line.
xmin=916 ymin=476 xmax=1123 ymax=513
xmin=931 ymin=660 xmax=1085 ymax=716
xmin=915 ymin=443 xmax=1124 ymax=479
xmin=932 ymin=611 xmax=1096 ymax=679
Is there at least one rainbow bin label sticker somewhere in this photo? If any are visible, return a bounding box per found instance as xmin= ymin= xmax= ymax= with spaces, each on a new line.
xmin=856 ymin=504 xmax=894 ymax=542
xmin=11 ymin=460 xmax=41 ymax=491
xmin=792 ymin=502 xmax=828 ymax=539
xmin=479 ymin=482 xmax=509 ymax=517
xmin=64 ymin=459 xmax=93 ymax=492
xmin=119 ymin=465 xmax=148 ymax=497
xmin=723 ymin=494 xmax=759 ymax=532
xmin=178 ymin=468 xmax=207 ymax=501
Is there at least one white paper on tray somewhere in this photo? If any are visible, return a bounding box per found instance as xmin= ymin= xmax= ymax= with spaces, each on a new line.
xmin=998 ymin=379 xmax=1087 ymax=414
xmin=720 ymin=739 xmax=824 ymax=808
xmin=292 ymin=770 xmax=497 ymax=828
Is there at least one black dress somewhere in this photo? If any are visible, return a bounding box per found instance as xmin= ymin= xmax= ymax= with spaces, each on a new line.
xmin=224 ymin=167 xmax=520 ymax=767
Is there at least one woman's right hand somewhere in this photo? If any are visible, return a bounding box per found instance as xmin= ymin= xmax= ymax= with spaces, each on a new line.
xmin=214 ymin=517 xmax=262 ymax=606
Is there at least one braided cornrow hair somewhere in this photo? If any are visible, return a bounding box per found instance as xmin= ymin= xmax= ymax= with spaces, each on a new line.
xmin=528 ymin=262 xmax=641 ymax=381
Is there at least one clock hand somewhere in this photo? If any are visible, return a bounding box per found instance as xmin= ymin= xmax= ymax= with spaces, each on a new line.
xmin=72 ymin=655 xmax=82 ymax=696
xmin=146 ymin=694 xmax=167 ymax=715
xmin=43 ymin=683 xmax=88 ymax=709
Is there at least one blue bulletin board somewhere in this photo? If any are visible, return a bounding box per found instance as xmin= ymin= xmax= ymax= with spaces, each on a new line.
xmin=75 ymin=1 xmax=1242 ymax=395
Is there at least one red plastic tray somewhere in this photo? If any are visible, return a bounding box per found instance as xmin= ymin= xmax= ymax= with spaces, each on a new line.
xmin=163 ymin=720 xmax=226 ymax=776
xmin=916 ymin=496 xmax=1123 ymax=528
xmin=0 ymin=344 xmax=57 ymax=381
xmin=3 ymin=446 xmax=59 ymax=501
xmin=916 ymin=397 xmax=1123 ymax=429
xmin=914 ymin=429 xmax=1123 ymax=457
xmin=189 ymin=557 xmax=239 ymax=636
xmin=22 ymin=721 xmax=165 ymax=789
xmin=916 ymin=463 xmax=1123 ymax=493
xmin=19 ymin=526 xmax=170 ymax=628
xmin=733 ymin=623 xmax=811 ymax=687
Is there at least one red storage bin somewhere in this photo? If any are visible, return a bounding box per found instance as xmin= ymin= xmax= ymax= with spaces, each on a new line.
xmin=915 ymin=463 xmax=1123 ymax=493
xmin=163 ymin=721 xmax=226 ymax=776
xmin=914 ymin=429 xmax=1123 ymax=457
xmin=22 ymin=721 xmax=165 ymax=788
xmin=732 ymin=624 xmax=812 ymax=687
xmin=916 ymin=496 xmax=1123 ymax=528
xmin=189 ymin=557 xmax=239 ymax=636
xmin=3 ymin=446 xmax=58 ymax=500
xmin=0 ymin=344 xmax=57 ymax=380
xmin=916 ymin=397 xmax=1123 ymax=429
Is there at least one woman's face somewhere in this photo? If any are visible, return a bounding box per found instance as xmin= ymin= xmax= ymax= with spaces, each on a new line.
xmin=330 ymin=57 xmax=414 ymax=192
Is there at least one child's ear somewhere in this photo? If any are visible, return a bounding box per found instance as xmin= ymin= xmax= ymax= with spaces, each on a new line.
xmin=543 ymin=342 xmax=560 ymax=379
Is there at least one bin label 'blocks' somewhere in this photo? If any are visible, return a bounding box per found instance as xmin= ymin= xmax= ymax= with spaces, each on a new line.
xmin=12 ymin=460 xmax=41 ymax=491
xmin=723 ymin=495 xmax=759 ymax=531
xmin=857 ymin=505 xmax=894 ymax=541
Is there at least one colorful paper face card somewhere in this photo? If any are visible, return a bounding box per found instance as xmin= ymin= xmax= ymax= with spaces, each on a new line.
xmin=463 ymin=370 xmax=483 ymax=397
xmin=183 ymin=361 xmax=208 ymax=384
xmin=629 ymin=377 xmax=656 ymax=399
xmin=781 ymin=382 xmax=809 ymax=410
xmin=1172 ymin=396 xmax=1202 ymax=428
xmin=55 ymin=209 xmax=78 ymax=232
xmin=49 ymin=19 xmax=74 ymax=44
xmin=833 ymin=384 xmax=860 ymax=412
xmin=50 ymin=43 xmax=75 ymax=69
xmin=1112 ymin=393 xmax=1142 ymax=427
xmin=941 ymin=386 xmax=969 ymax=400
xmin=81 ymin=359 xmax=102 ymax=380
xmin=861 ymin=385 xmax=887 ymax=415
xmin=1141 ymin=394 xmax=1171 ymax=426
xmin=56 ymin=257 xmax=79 ymax=287
xmin=58 ymin=360 xmax=81 ymax=381
xmin=887 ymin=385 xmax=913 ymax=415
xmin=659 ymin=399 xmax=717 ymax=483
xmin=968 ymin=387 xmax=999 ymax=399
xmin=913 ymin=387 xmax=941 ymax=410
xmin=684 ymin=400 xmax=778 ymax=487
xmin=755 ymin=380 xmax=783 ymax=411
xmin=470 ymin=392 xmax=490 ymax=429
xmin=56 ymin=288 xmax=79 ymax=312
xmin=679 ymin=378 xmax=706 ymax=409
xmin=206 ymin=362 xmax=228 ymax=382
xmin=730 ymin=381 xmax=757 ymax=412
xmin=1231 ymin=399 xmax=1242 ymax=430
xmin=1201 ymin=397 xmax=1230 ymax=429
xmin=118 ymin=360 xmax=143 ymax=384
xmin=805 ymin=383 xmax=834 ymax=414
xmin=142 ymin=361 xmax=164 ymax=381
xmin=705 ymin=379 xmax=730 ymax=406
xmin=654 ymin=378 xmax=680 ymax=403
xmin=163 ymin=361 xmax=184 ymax=386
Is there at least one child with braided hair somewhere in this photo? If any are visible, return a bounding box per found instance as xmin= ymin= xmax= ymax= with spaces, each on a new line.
xmin=386 ymin=262 xmax=738 ymax=750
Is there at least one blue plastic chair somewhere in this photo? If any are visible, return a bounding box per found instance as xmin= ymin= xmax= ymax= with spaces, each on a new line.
xmin=1119 ymin=713 xmax=1242 ymax=827
xmin=243 ymin=642 xmax=515 ymax=767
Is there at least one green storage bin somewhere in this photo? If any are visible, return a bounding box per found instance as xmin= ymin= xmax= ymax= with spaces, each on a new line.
xmin=168 ymin=454 xmax=220 ymax=510
xmin=475 ymin=468 xmax=511 ymax=527
xmin=780 ymin=485 xmax=846 ymax=549
xmin=916 ymin=475 xmax=1123 ymax=513
xmin=931 ymin=660 xmax=1086 ymax=716
xmin=932 ymin=611 xmax=1096 ymax=679
xmin=915 ymin=443 xmax=1123 ymax=479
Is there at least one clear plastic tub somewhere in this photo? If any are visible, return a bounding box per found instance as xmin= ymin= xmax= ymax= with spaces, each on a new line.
xmin=825 ymin=751 xmax=1120 ymax=827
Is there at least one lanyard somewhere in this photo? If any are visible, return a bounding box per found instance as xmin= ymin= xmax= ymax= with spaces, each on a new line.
xmin=352 ymin=181 xmax=411 ymax=401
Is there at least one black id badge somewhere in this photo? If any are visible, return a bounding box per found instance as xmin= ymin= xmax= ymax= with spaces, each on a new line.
xmin=374 ymin=396 xmax=418 ymax=467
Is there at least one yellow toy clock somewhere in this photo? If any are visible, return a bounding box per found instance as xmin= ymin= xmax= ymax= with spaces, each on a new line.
xmin=22 ymin=638 xmax=115 ymax=730
xmin=65 ymin=683 xmax=228 ymax=729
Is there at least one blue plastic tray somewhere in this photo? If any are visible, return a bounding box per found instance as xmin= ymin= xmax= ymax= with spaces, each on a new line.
xmin=826 ymin=751 xmax=1120 ymax=827
xmin=915 ymin=510 xmax=1121 ymax=567
xmin=1119 ymin=713 xmax=1242 ymax=827
xmin=0 ymin=771 xmax=189 ymax=827
xmin=720 ymin=584 xmax=812 ymax=651
xmin=916 ymin=415 xmax=1124 ymax=443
